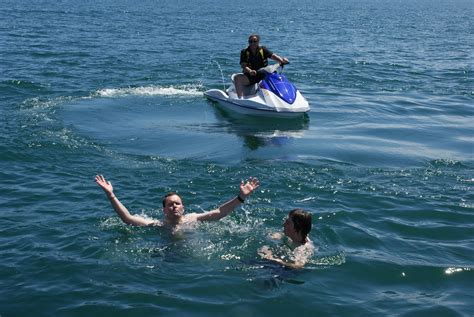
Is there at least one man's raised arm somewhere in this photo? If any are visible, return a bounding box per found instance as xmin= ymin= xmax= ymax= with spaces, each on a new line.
xmin=95 ymin=175 xmax=158 ymax=227
xmin=196 ymin=177 xmax=260 ymax=222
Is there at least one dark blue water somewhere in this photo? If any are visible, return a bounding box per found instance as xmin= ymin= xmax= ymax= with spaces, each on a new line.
xmin=1 ymin=0 xmax=473 ymax=316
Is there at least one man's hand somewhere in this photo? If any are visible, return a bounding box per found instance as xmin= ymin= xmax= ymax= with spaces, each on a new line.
xmin=239 ymin=177 xmax=260 ymax=199
xmin=95 ymin=175 xmax=114 ymax=197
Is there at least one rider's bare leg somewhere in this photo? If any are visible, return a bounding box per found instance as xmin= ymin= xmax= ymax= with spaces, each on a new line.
xmin=235 ymin=74 xmax=250 ymax=99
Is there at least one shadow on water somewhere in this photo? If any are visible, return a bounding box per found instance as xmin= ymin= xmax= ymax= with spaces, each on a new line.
xmin=211 ymin=105 xmax=310 ymax=151
xmin=239 ymin=259 xmax=307 ymax=290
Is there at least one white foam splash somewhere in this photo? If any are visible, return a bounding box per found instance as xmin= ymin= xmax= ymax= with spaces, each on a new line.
xmin=445 ymin=267 xmax=471 ymax=275
xmin=95 ymin=84 xmax=204 ymax=98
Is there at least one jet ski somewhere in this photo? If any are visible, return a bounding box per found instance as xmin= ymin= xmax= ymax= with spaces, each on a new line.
xmin=204 ymin=63 xmax=310 ymax=118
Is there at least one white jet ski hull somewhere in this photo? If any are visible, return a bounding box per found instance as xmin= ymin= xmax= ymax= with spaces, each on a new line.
xmin=204 ymin=87 xmax=309 ymax=118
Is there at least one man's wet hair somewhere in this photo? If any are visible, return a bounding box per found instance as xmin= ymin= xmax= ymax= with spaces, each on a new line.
xmin=162 ymin=192 xmax=179 ymax=208
xmin=248 ymin=34 xmax=260 ymax=42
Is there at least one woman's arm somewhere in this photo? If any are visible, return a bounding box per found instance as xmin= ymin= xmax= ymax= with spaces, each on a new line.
xmin=258 ymin=245 xmax=310 ymax=269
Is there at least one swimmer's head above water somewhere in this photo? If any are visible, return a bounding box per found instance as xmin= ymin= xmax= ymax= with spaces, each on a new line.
xmin=284 ymin=208 xmax=312 ymax=244
xmin=162 ymin=192 xmax=185 ymax=221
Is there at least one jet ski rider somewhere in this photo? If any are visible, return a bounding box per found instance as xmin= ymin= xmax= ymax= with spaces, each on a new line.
xmin=235 ymin=34 xmax=289 ymax=99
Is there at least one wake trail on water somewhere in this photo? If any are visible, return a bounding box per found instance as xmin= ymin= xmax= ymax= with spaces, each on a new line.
xmin=94 ymin=84 xmax=204 ymax=98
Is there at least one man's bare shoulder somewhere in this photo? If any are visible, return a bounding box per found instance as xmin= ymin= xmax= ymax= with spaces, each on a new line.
xmin=182 ymin=213 xmax=200 ymax=222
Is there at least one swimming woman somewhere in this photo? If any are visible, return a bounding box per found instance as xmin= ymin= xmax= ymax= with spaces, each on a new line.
xmin=258 ymin=209 xmax=314 ymax=269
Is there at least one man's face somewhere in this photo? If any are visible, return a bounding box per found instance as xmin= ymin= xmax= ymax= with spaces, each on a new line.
xmin=163 ymin=194 xmax=184 ymax=219
xmin=248 ymin=37 xmax=259 ymax=47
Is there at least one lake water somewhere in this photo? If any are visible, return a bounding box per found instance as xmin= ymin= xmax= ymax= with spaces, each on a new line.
xmin=1 ymin=0 xmax=473 ymax=316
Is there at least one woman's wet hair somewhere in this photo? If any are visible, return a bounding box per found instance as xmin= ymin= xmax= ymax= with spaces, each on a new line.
xmin=289 ymin=209 xmax=312 ymax=242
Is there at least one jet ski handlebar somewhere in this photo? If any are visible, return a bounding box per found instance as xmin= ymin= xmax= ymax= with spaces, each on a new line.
xmin=259 ymin=62 xmax=289 ymax=74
